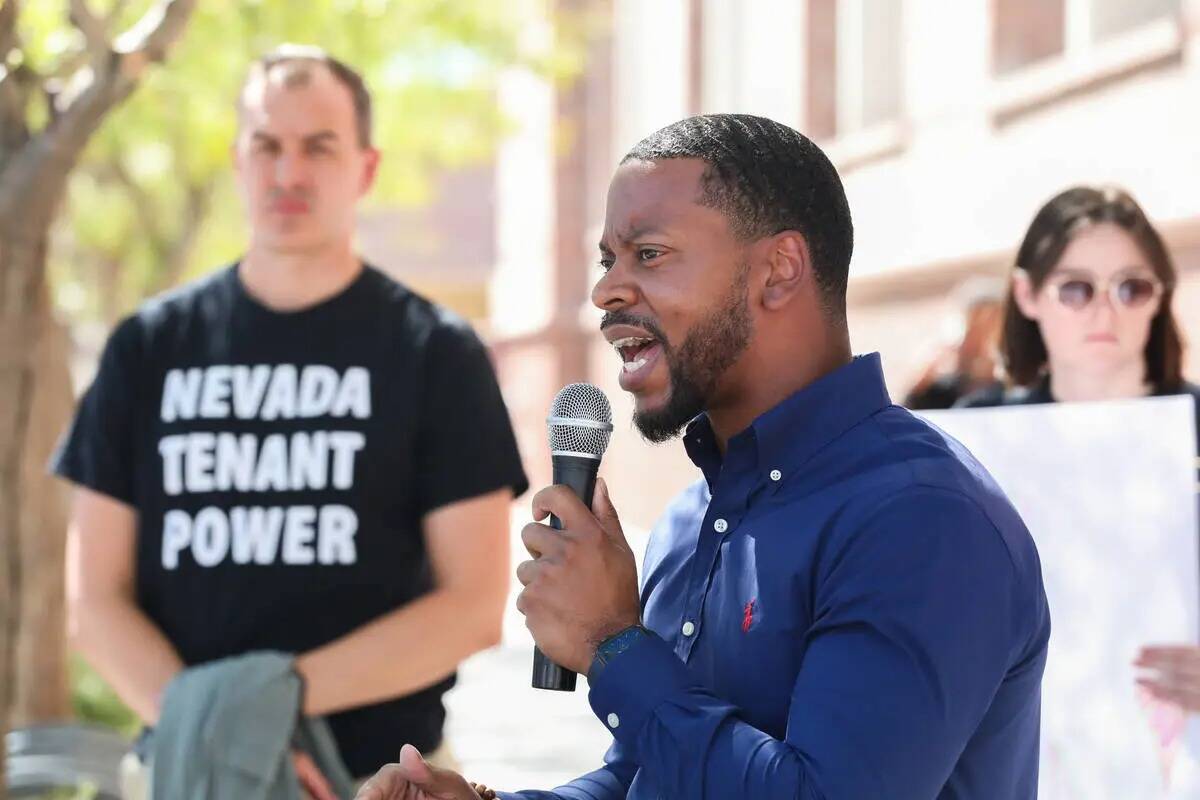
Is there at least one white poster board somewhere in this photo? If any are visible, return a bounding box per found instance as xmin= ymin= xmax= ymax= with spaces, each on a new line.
xmin=923 ymin=396 xmax=1199 ymax=798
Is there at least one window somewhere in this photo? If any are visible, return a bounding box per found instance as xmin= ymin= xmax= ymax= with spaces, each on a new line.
xmin=1090 ymin=0 xmax=1180 ymax=42
xmin=805 ymin=0 xmax=903 ymax=142
xmin=993 ymin=0 xmax=1066 ymax=75
xmin=993 ymin=0 xmax=1181 ymax=77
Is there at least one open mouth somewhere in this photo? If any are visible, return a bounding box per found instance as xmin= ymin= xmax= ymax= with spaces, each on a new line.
xmin=611 ymin=336 xmax=662 ymax=374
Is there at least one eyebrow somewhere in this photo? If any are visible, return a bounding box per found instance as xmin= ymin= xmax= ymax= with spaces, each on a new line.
xmin=249 ymin=130 xmax=340 ymax=146
xmin=598 ymin=225 xmax=667 ymax=252
xmin=303 ymin=131 xmax=339 ymax=145
xmin=1053 ymin=264 xmax=1153 ymax=278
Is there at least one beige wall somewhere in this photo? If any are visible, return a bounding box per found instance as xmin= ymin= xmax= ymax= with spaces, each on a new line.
xmin=486 ymin=0 xmax=1200 ymax=534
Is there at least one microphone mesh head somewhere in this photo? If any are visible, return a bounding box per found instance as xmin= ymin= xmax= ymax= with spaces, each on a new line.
xmin=547 ymin=383 xmax=614 ymax=459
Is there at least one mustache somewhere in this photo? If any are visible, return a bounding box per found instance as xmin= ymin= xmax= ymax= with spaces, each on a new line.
xmin=268 ymin=190 xmax=312 ymax=203
xmin=600 ymin=311 xmax=669 ymax=347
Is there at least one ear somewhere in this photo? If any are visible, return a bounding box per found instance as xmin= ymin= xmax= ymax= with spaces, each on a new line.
xmin=1011 ymin=269 xmax=1040 ymax=321
xmin=360 ymin=147 xmax=382 ymax=195
xmin=760 ymin=231 xmax=810 ymax=311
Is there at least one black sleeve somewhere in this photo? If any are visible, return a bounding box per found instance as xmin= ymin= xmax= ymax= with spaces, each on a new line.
xmin=953 ymin=381 xmax=1008 ymax=409
xmin=415 ymin=320 xmax=529 ymax=515
xmin=904 ymin=375 xmax=962 ymax=410
xmin=50 ymin=315 xmax=144 ymax=505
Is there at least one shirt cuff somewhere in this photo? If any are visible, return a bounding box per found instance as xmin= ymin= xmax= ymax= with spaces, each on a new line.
xmin=586 ymin=630 xmax=693 ymax=752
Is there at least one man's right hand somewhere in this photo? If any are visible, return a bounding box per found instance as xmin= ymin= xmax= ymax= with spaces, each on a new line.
xmin=355 ymin=744 xmax=483 ymax=800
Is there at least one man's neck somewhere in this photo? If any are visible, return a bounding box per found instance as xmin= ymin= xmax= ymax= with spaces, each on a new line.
xmin=706 ymin=325 xmax=853 ymax=453
xmin=239 ymin=244 xmax=363 ymax=312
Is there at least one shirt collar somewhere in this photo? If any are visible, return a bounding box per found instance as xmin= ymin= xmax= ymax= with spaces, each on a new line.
xmin=683 ymin=354 xmax=892 ymax=490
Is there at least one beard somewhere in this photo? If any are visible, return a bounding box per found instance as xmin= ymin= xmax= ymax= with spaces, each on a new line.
xmin=603 ymin=263 xmax=753 ymax=444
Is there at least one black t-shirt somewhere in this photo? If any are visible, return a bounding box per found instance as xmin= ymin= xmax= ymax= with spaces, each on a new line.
xmin=904 ymin=374 xmax=1005 ymax=411
xmin=52 ymin=263 xmax=529 ymax=777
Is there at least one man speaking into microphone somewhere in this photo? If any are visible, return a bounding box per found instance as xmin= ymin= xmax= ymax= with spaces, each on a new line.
xmin=359 ymin=114 xmax=1049 ymax=800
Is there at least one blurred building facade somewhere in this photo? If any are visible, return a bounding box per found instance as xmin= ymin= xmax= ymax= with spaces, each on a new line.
xmin=382 ymin=0 xmax=1200 ymax=532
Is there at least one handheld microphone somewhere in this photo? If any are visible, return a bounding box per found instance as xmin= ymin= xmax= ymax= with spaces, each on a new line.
xmin=532 ymin=382 xmax=614 ymax=691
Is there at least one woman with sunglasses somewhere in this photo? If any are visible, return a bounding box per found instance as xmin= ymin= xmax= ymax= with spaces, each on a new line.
xmin=961 ymin=185 xmax=1200 ymax=712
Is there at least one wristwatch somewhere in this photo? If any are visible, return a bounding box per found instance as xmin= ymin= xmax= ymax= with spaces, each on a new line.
xmin=589 ymin=624 xmax=654 ymax=681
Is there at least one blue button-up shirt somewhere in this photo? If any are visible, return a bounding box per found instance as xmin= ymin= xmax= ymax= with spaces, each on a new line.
xmin=503 ymin=354 xmax=1049 ymax=800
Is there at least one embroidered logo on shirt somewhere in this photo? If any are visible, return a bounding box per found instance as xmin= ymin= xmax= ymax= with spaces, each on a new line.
xmin=742 ymin=599 xmax=755 ymax=633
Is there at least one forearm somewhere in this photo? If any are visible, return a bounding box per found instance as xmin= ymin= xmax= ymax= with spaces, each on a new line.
xmin=589 ymin=634 xmax=826 ymax=800
xmin=70 ymin=597 xmax=184 ymax=725
xmin=296 ymin=586 xmax=503 ymax=715
xmin=495 ymin=769 xmax=631 ymax=800
xmin=495 ymin=750 xmax=636 ymax=800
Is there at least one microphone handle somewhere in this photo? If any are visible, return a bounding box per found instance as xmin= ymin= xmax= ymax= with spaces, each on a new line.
xmin=532 ymin=454 xmax=599 ymax=691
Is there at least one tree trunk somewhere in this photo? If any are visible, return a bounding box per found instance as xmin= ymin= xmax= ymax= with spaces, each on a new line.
xmin=12 ymin=281 xmax=73 ymax=726
xmin=0 ymin=6 xmax=197 ymax=792
xmin=0 ymin=225 xmax=48 ymax=799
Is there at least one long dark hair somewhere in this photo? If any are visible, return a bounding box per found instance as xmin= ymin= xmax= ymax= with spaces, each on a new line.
xmin=1001 ymin=186 xmax=1184 ymax=390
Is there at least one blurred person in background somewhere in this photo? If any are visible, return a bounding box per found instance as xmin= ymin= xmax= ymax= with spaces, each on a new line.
xmin=357 ymin=114 xmax=1048 ymax=800
xmin=53 ymin=45 xmax=527 ymax=798
xmin=956 ymin=185 xmax=1200 ymax=713
xmin=904 ymin=277 xmax=1005 ymax=410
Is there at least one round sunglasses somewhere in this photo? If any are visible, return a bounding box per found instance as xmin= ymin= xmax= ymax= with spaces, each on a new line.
xmin=1043 ymin=273 xmax=1164 ymax=311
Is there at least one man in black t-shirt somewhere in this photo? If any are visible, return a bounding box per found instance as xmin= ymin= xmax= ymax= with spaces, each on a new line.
xmin=53 ymin=46 xmax=527 ymax=793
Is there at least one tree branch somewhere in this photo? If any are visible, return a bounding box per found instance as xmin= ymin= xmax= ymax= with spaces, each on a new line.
xmin=0 ymin=0 xmax=25 ymax=147
xmin=48 ymin=0 xmax=125 ymax=81
xmin=49 ymin=49 xmax=90 ymax=82
xmin=113 ymin=0 xmax=195 ymax=82
xmin=0 ymin=0 xmax=195 ymax=223
xmin=155 ymin=179 xmax=212 ymax=292
xmin=0 ymin=63 xmax=36 ymax=157
xmin=40 ymin=78 xmax=63 ymax=124
xmin=0 ymin=68 xmax=22 ymax=138
xmin=104 ymin=156 xmax=167 ymax=250
xmin=104 ymin=151 xmax=214 ymax=294
xmin=68 ymin=0 xmax=111 ymax=63
xmin=0 ymin=0 xmax=19 ymax=61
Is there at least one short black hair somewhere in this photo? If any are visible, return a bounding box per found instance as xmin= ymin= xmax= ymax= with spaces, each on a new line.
xmin=622 ymin=114 xmax=854 ymax=315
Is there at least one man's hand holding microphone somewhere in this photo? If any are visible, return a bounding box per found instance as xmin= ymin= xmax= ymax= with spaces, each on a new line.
xmin=355 ymin=384 xmax=641 ymax=800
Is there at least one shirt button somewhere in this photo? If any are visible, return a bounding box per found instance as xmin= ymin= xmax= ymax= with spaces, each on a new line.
xmin=769 ymin=469 xmax=782 ymax=481
xmin=714 ymin=518 xmax=728 ymax=533
xmin=682 ymin=621 xmax=696 ymax=637
xmin=607 ymin=713 xmax=620 ymax=729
